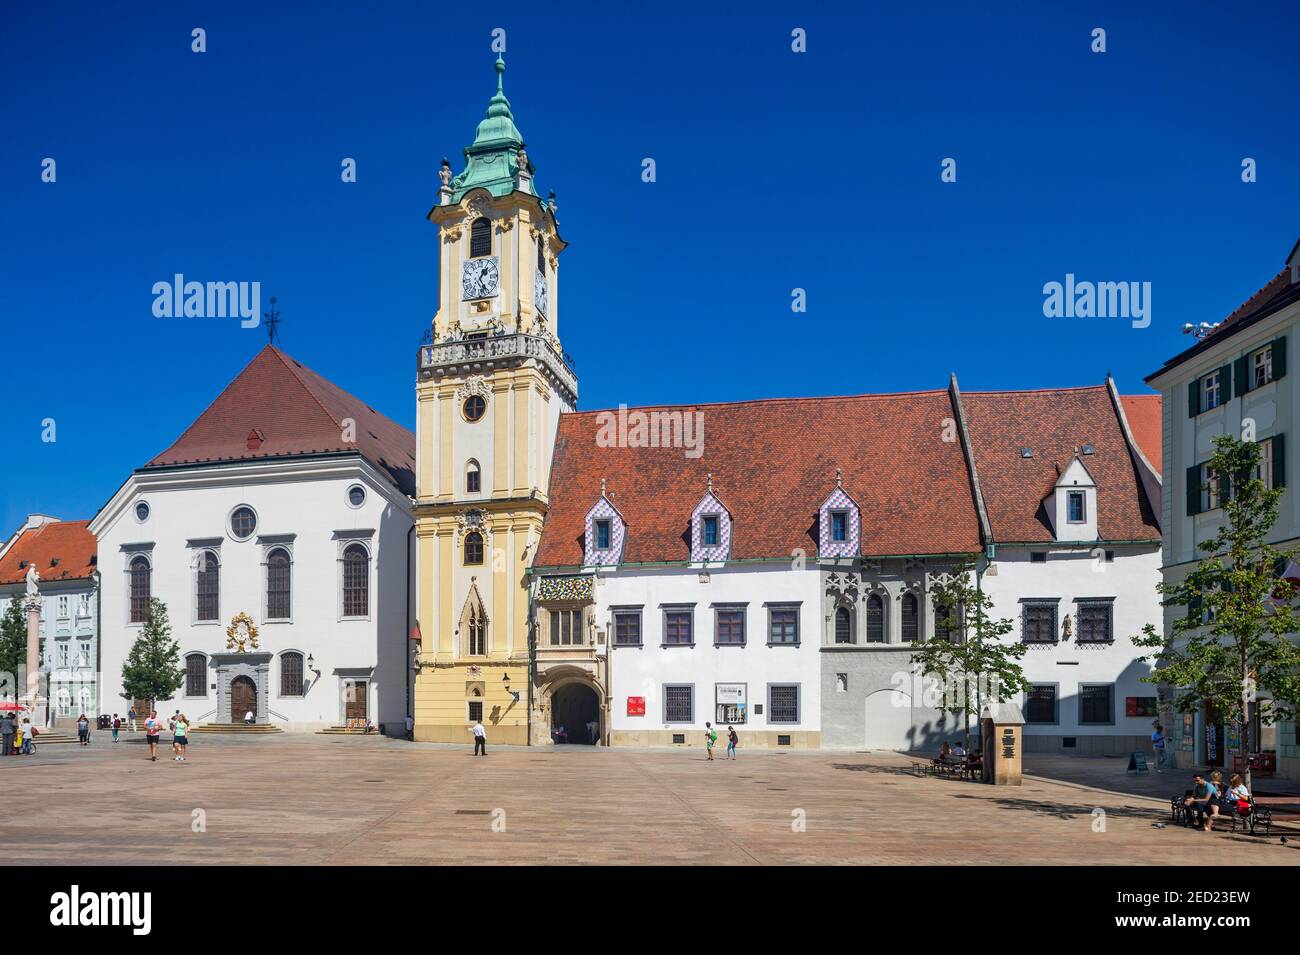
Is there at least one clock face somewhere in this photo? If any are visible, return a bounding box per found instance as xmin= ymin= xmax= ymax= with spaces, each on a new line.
xmin=461 ymin=257 xmax=499 ymax=300
xmin=534 ymin=269 xmax=548 ymax=316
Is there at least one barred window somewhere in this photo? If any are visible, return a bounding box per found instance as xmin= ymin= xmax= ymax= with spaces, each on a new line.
xmin=1080 ymin=684 xmax=1113 ymax=724
xmin=342 ymin=544 xmax=369 ymax=617
xmin=185 ymin=654 xmax=207 ymax=697
xmin=1022 ymin=602 xmax=1057 ymax=643
xmin=196 ymin=551 xmax=219 ymax=622
xmin=1076 ymin=601 xmax=1113 ymax=643
xmin=664 ymin=684 xmax=693 ymax=723
xmin=866 ymin=594 xmax=884 ymax=643
xmin=664 ymin=609 xmax=693 ymax=645
xmin=549 ymin=609 xmax=583 ymax=646
xmin=834 ymin=607 xmax=853 ymax=644
xmin=901 ymin=593 xmax=919 ymax=642
xmin=230 ymin=506 xmax=257 ymax=540
xmin=715 ymin=608 xmax=745 ymax=645
xmin=129 ymin=556 xmax=151 ymax=624
xmin=280 ymin=651 xmax=304 ymax=697
xmin=769 ymin=684 xmax=800 ymax=724
xmin=470 ymin=217 xmax=492 ymax=257
xmin=267 ymin=548 xmax=291 ymax=620
xmin=468 ymin=700 xmax=483 ymax=722
xmin=768 ymin=606 xmax=799 ymax=644
xmin=1026 ymin=685 xmax=1056 ymax=724
xmin=613 ymin=610 xmax=641 ymax=646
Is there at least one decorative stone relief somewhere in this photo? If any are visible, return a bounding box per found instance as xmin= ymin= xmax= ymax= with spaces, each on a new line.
xmin=455 ymin=375 xmax=492 ymax=404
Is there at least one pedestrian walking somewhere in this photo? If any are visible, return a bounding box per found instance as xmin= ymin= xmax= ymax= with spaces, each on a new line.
xmin=145 ymin=710 xmax=162 ymax=761
xmin=726 ymin=724 xmax=738 ymax=759
xmin=77 ymin=713 xmax=90 ymax=746
xmin=19 ymin=718 xmax=37 ymax=755
xmin=111 ymin=714 xmax=121 ymax=742
xmin=172 ymin=713 xmax=190 ymax=761
xmin=472 ymin=718 xmax=487 ymax=756
xmin=1 ymin=713 xmax=14 ymax=757
xmin=1151 ymin=722 xmax=1169 ymax=772
xmin=405 ymin=714 xmax=414 ymax=741
xmin=705 ymin=721 xmax=718 ymax=761
xmin=127 ymin=707 xmax=137 ymax=732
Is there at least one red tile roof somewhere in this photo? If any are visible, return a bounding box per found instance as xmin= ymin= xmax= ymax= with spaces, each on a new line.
xmin=1120 ymin=394 xmax=1162 ymax=474
xmin=961 ymin=387 xmax=1160 ymax=543
xmin=0 ymin=520 xmax=97 ymax=586
xmin=146 ymin=345 xmax=415 ymax=495
xmin=535 ymin=391 xmax=984 ymax=567
xmin=1213 ymin=268 xmax=1292 ymax=338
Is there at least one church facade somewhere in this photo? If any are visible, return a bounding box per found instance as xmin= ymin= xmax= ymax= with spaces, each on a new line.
xmin=92 ymin=346 xmax=415 ymax=733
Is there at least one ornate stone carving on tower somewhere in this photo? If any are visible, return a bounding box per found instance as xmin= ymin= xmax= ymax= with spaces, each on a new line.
xmin=412 ymin=56 xmax=577 ymax=744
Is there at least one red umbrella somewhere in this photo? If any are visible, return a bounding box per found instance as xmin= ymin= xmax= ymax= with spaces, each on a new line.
xmin=0 ymin=703 xmax=25 ymax=712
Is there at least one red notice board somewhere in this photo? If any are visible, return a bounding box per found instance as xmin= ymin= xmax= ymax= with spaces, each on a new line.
xmin=627 ymin=696 xmax=646 ymax=716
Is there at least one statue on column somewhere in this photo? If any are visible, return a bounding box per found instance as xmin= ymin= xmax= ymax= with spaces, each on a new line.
xmin=23 ymin=563 xmax=40 ymax=610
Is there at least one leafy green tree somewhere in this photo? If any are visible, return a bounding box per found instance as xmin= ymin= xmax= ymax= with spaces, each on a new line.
xmin=0 ymin=598 xmax=28 ymax=696
xmin=1135 ymin=434 xmax=1300 ymax=789
xmin=120 ymin=598 xmax=185 ymax=713
xmin=910 ymin=558 xmax=1032 ymax=748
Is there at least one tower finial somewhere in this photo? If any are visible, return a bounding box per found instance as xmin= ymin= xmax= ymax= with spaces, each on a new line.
xmin=600 ymin=477 xmax=607 ymax=497
xmin=495 ymin=54 xmax=505 ymax=93
xmin=835 ymin=466 xmax=842 ymax=488
xmin=706 ymin=472 xmax=713 ymax=493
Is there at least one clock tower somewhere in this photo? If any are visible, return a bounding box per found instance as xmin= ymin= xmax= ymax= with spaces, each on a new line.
xmin=412 ymin=56 xmax=577 ymax=744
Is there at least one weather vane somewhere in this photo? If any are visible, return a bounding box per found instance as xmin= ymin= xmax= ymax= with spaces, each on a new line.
xmin=264 ymin=297 xmax=281 ymax=345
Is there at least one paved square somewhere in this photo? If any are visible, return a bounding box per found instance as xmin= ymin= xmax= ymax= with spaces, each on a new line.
xmin=5 ymin=735 xmax=1298 ymax=865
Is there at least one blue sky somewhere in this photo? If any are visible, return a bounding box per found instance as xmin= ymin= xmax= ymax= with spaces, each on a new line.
xmin=2 ymin=0 xmax=1298 ymax=529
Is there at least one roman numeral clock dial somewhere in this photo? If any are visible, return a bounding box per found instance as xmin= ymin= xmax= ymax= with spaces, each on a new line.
xmin=462 ymin=256 xmax=499 ymax=300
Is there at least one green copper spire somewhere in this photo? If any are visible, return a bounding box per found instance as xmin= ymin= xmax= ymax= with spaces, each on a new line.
xmin=447 ymin=56 xmax=534 ymax=204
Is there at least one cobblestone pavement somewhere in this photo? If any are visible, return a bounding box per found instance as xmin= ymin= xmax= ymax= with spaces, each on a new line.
xmin=4 ymin=736 xmax=1297 ymax=865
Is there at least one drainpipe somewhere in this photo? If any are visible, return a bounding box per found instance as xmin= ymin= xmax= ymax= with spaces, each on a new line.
xmin=405 ymin=522 xmax=414 ymax=735
xmin=93 ymin=569 xmax=102 ymax=720
xmin=526 ymin=575 xmax=536 ymax=746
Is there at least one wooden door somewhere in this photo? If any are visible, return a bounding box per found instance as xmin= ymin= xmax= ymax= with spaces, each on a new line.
xmin=344 ymin=680 xmax=367 ymax=723
xmin=231 ymin=676 xmax=257 ymax=723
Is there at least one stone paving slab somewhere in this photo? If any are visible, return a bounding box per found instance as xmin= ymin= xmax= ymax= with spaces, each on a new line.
xmin=2 ymin=736 xmax=1297 ymax=865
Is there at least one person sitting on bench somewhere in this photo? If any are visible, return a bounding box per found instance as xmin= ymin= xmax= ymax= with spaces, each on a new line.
xmin=1183 ymin=773 xmax=1221 ymax=831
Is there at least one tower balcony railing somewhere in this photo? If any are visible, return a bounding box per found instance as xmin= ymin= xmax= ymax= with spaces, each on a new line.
xmin=417 ymin=332 xmax=577 ymax=396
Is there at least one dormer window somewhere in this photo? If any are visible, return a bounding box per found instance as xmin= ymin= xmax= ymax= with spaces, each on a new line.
xmin=469 ymin=217 xmax=492 ymax=258
xmin=583 ymin=491 xmax=627 ymax=566
xmin=702 ymin=515 xmax=720 ymax=547
xmin=1067 ymin=491 xmax=1086 ymax=523
xmin=817 ymin=480 xmax=860 ymax=558
xmin=689 ymin=481 xmax=732 ymax=561
xmin=595 ymin=519 xmax=611 ymax=550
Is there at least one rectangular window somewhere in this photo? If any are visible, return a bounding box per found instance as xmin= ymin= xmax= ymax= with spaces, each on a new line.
xmin=1022 ymin=602 xmax=1057 ymax=643
xmin=1201 ymin=370 xmax=1221 ymax=411
xmin=1030 ymin=552 xmax=1047 ymax=563
xmin=76 ymin=641 xmax=90 ymax=667
xmin=1025 ymin=685 xmax=1057 ymax=724
xmin=831 ymin=511 xmax=847 ymax=542
xmin=76 ymin=594 xmax=91 ymax=618
xmin=57 ymin=596 xmax=69 ymax=619
xmin=664 ymin=684 xmax=693 ymax=723
xmin=768 ymin=684 xmax=800 ymax=724
xmin=1200 ymin=463 xmax=1222 ymax=511
xmin=1079 ymin=684 xmax=1114 ymax=725
xmin=468 ymin=700 xmax=483 ymax=723
xmin=1067 ymin=490 xmax=1086 ymax=523
xmin=664 ymin=608 xmax=693 ymax=645
xmin=57 ymin=643 xmax=69 ymax=668
xmin=595 ymin=519 xmax=611 ymax=550
xmin=185 ymin=655 xmax=207 ymax=697
xmin=702 ymin=515 xmax=719 ymax=547
xmin=1252 ymin=346 xmax=1274 ymax=389
xmin=1254 ymin=437 xmax=1276 ymax=490
xmin=1075 ymin=601 xmax=1113 ymax=643
xmin=613 ymin=609 xmax=642 ymax=646
xmin=767 ymin=605 xmax=799 ymax=644
xmin=715 ymin=608 xmax=745 ymax=645
xmin=549 ymin=609 xmax=583 ymax=646
xmin=466 ymin=469 xmax=481 ymax=493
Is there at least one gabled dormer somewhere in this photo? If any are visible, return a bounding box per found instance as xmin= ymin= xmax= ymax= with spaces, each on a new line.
xmin=1047 ymin=456 xmax=1098 ymax=542
xmin=583 ymin=479 xmax=627 ymax=566
xmin=690 ymin=474 xmax=732 ymax=562
xmin=818 ymin=468 xmax=861 ymax=558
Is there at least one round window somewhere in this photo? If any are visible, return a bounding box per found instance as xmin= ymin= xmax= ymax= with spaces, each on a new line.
xmin=134 ymin=501 xmax=150 ymax=522
xmin=230 ymin=506 xmax=257 ymax=540
xmin=347 ymin=485 xmax=366 ymax=507
xmin=463 ymin=395 xmax=486 ymax=422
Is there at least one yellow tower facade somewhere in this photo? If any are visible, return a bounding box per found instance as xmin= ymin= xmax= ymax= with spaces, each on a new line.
xmin=412 ymin=57 xmax=575 ymax=744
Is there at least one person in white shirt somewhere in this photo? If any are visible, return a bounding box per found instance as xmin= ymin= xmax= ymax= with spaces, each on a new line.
xmin=244 ymin=709 xmax=255 ymax=725
xmin=951 ymin=742 xmax=966 ymax=758
xmin=472 ymin=719 xmax=487 ymax=756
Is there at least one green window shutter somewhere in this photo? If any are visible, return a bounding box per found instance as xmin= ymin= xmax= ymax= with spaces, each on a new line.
xmin=1273 ymin=433 xmax=1286 ymax=490
xmin=1186 ymin=464 xmax=1201 ymax=516
xmin=1187 ymin=593 xmax=1202 ymax=623
xmin=1272 ymin=336 xmax=1287 ymax=381
xmin=1219 ymin=364 xmax=1234 ymax=402
xmin=1235 ymin=356 xmax=1250 ymax=396
xmin=1220 ymin=467 xmax=1232 ymax=503
xmin=1188 ymin=380 xmax=1200 ymax=417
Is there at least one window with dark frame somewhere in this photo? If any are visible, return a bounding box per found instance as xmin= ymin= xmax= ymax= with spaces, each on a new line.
xmin=1022 ymin=601 xmax=1057 ymax=643
xmin=595 ymin=519 xmax=611 ymax=550
xmin=715 ymin=608 xmax=745 ymax=645
xmin=464 ymin=531 xmax=484 ymax=566
xmin=1067 ymin=490 xmax=1086 ymax=523
xmin=463 ymin=395 xmax=486 ymax=422
xmin=230 ymin=506 xmax=257 ymax=540
xmin=865 ymin=594 xmax=884 ymax=642
xmin=613 ymin=610 xmax=641 ymax=646
xmin=934 ymin=601 xmax=958 ymax=642
xmin=1075 ymin=601 xmax=1113 ymax=643
xmin=831 ymin=511 xmax=847 ymax=542
xmin=549 ymin=609 xmax=583 ymax=646
xmin=702 ymin=514 xmax=719 ymax=547
xmin=901 ymin=593 xmax=919 ymax=642
xmin=280 ymin=651 xmax=304 ymax=697
xmin=768 ymin=606 xmax=799 ymax=644
xmin=1025 ymin=685 xmax=1057 ymax=724
xmin=664 ymin=684 xmax=693 ymax=722
xmin=129 ymin=556 xmax=151 ymax=624
xmin=466 ymin=462 xmax=481 ymax=493
xmin=185 ymin=654 xmax=207 ymax=697
xmin=1079 ymin=684 xmax=1114 ymax=724
xmin=196 ymin=551 xmax=219 ymax=621
xmin=470 ymin=217 xmax=492 ymax=257
xmin=834 ymin=606 xmax=853 ymax=644
xmin=342 ymin=544 xmax=369 ymax=617
xmin=769 ymin=684 xmax=799 ymax=723
xmin=267 ymin=548 xmax=291 ymax=619
xmin=664 ymin=609 xmax=693 ymax=645
xmin=468 ymin=700 xmax=483 ymax=722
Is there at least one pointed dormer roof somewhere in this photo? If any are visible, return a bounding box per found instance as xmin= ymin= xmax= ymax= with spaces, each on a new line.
xmin=449 ymin=56 xmax=532 ymax=203
xmin=144 ymin=345 xmax=415 ymax=495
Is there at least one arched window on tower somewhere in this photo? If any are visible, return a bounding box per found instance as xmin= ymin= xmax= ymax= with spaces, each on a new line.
xmin=834 ymin=607 xmax=853 ymax=645
xmin=470 ymin=218 xmax=492 ymax=258
xmin=466 ymin=460 xmax=481 ymax=494
xmin=464 ymin=531 xmax=484 ymax=566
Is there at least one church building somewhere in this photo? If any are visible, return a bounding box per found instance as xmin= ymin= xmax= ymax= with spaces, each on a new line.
xmin=93 ymin=346 xmax=415 ymax=732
